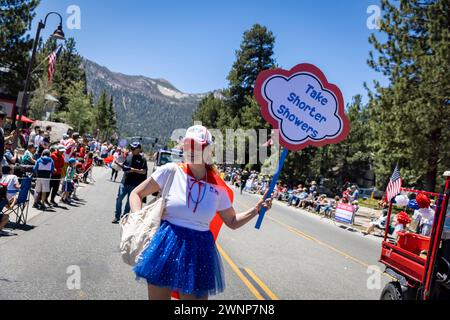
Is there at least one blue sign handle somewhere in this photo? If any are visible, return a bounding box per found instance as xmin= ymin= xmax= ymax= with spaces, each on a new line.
xmin=255 ymin=148 xmax=289 ymax=229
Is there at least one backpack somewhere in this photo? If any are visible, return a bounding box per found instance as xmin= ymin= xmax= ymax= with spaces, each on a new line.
xmin=119 ymin=163 xmax=177 ymax=266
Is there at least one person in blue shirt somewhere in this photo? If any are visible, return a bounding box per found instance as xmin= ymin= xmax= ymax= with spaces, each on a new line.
xmin=33 ymin=149 xmax=55 ymax=210
xmin=309 ymin=181 xmax=318 ymax=194
xmin=350 ymin=185 xmax=359 ymax=202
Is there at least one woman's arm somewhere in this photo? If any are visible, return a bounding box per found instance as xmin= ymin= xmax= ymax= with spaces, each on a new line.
xmin=218 ymin=194 xmax=272 ymax=230
xmin=129 ymin=177 xmax=162 ymax=213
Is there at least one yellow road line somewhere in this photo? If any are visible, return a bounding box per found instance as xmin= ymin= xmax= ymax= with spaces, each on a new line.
xmin=236 ymin=199 xmax=395 ymax=280
xmin=216 ymin=243 xmax=264 ymax=300
xmin=243 ymin=268 xmax=279 ymax=300
xmin=268 ymin=216 xmax=371 ymax=268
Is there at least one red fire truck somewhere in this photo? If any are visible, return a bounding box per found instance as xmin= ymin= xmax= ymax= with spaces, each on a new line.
xmin=379 ymin=172 xmax=450 ymax=300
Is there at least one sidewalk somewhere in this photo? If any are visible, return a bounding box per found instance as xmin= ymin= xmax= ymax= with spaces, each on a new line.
xmin=1 ymin=171 xmax=97 ymax=236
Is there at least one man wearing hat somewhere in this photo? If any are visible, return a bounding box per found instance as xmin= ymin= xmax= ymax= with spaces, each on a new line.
xmin=49 ymin=146 xmax=66 ymax=205
xmin=112 ymin=142 xmax=147 ymax=224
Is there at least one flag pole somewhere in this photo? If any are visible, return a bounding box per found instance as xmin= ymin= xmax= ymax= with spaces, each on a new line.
xmin=255 ymin=148 xmax=289 ymax=229
xmin=31 ymin=45 xmax=63 ymax=77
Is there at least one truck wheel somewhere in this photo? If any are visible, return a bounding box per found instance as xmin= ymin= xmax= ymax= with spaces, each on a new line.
xmin=380 ymin=282 xmax=403 ymax=300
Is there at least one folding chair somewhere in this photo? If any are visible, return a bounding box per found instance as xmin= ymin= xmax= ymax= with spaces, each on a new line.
xmin=4 ymin=174 xmax=33 ymax=227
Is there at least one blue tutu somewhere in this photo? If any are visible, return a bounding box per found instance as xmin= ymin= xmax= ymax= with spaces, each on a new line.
xmin=133 ymin=220 xmax=225 ymax=298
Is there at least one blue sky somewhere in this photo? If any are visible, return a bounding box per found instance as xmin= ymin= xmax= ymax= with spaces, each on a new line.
xmin=34 ymin=0 xmax=388 ymax=104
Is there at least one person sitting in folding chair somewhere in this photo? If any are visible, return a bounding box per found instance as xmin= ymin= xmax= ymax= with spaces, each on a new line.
xmin=0 ymin=165 xmax=21 ymax=209
xmin=3 ymin=174 xmax=33 ymax=227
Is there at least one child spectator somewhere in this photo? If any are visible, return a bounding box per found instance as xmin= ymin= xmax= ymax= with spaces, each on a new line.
xmin=0 ymin=165 xmax=21 ymax=208
xmin=412 ymin=193 xmax=435 ymax=236
xmin=61 ymin=158 xmax=78 ymax=204
xmin=82 ymin=152 xmax=94 ymax=183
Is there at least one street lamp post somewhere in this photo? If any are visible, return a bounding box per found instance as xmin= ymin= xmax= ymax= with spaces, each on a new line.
xmin=11 ymin=12 xmax=65 ymax=132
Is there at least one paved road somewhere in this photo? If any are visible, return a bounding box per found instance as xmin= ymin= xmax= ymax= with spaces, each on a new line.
xmin=0 ymin=165 xmax=388 ymax=300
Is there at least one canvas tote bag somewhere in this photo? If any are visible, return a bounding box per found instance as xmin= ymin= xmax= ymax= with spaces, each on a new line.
xmin=119 ymin=163 xmax=177 ymax=266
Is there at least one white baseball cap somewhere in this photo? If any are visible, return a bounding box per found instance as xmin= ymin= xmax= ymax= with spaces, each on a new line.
xmin=184 ymin=125 xmax=212 ymax=146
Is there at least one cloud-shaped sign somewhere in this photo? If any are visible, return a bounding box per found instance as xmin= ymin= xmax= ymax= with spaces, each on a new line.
xmin=254 ymin=64 xmax=350 ymax=151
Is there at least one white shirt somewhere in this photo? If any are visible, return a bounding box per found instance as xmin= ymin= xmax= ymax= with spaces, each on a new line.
xmin=34 ymin=135 xmax=43 ymax=148
xmin=152 ymin=164 xmax=232 ymax=232
xmin=0 ymin=174 xmax=19 ymax=201
xmin=112 ymin=152 xmax=125 ymax=170
xmin=29 ymin=132 xmax=37 ymax=145
xmin=414 ymin=207 xmax=435 ymax=225
xmin=101 ymin=145 xmax=108 ymax=156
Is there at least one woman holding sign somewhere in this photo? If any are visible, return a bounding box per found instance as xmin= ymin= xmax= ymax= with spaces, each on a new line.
xmin=129 ymin=125 xmax=273 ymax=300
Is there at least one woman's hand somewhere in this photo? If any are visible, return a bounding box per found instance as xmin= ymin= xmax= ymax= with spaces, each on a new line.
xmin=218 ymin=189 xmax=273 ymax=231
xmin=255 ymin=190 xmax=273 ymax=214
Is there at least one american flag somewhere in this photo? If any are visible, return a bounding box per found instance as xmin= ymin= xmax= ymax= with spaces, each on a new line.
xmin=385 ymin=165 xmax=402 ymax=202
xmin=48 ymin=46 xmax=62 ymax=83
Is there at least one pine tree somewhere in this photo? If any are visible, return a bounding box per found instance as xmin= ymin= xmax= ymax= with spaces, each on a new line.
xmin=94 ymin=90 xmax=109 ymax=140
xmin=59 ymin=81 xmax=93 ymax=134
xmin=52 ymin=38 xmax=86 ymax=112
xmin=367 ymin=0 xmax=450 ymax=191
xmin=226 ymin=24 xmax=276 ymax=122
xmin=310 ymin=95 xmax=373 ymax=188
xmin=0 ymin=0 xmax=40 ymax=95
xmin=192 ymin=93 xmax=225 ymax=128
xmin=105 ymin=95 xmax=118 ymax=141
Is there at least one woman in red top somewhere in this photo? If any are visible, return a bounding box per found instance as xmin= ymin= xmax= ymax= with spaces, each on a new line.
xmin=50 ymin=146 xmax=66 ymax=205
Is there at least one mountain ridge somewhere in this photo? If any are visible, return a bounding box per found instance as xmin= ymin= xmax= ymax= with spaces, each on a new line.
xmin=83 ymin=59 xmax=222 ymax=148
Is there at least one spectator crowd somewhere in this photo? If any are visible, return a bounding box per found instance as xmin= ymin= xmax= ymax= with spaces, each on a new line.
xmin=0 ymin=115 xmax=132 ymax=235
xmin=220 ymin=166 xmax=361 ymax=219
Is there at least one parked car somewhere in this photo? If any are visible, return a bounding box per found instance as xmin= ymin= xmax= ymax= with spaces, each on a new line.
xmin=359 ymin=188 xmax=374 ymax=200
xmin=152 ymin=149 xmax=183 ymax=173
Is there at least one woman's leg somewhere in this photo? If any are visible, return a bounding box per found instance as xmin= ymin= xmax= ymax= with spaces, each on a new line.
xmin=179 ymin=293 xmax=208 ymax=301
xmin=363 ymin=224 xmax=376 ymax=235
xmin=147 ymin=285 xmax=172 ymax=300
